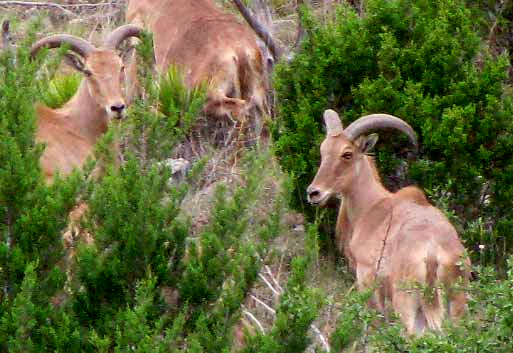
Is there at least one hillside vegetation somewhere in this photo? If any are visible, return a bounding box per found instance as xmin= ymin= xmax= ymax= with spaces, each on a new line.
xmin=1 ymin=0 xmax=513 ymax=352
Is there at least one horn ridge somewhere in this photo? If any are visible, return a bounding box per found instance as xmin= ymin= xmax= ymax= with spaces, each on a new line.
xmin=344 ymin=114 xmax=418 ymax=153
xmin=31 ymin=34 xmax=95 ymax=58
xmin=104 ymin=24 xmax=143 ymax=50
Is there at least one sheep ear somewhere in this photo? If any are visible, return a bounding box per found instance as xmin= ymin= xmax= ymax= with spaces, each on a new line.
xmin=356 ymin=133 xmax=379 ymax=153
xmin=323 ymin=109 xmax=343 ymax=136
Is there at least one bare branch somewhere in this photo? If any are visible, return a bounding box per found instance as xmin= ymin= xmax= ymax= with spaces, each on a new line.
xmin=231 ymin=0 xmax=282 ymax=60
xmin=0 ymin=1 xmax=74 ymax=16
xmin=0 ymin=1 xmax=117 ymax=8
xmin=264 ymin=265 xmax=284 ymax=293
xmin=0 ymin=1 xmax=119 ymax=17
xmin=256 ymin=256 xmax=284 ymax=294
xmin=251 ymin=293 xmax=331 ymax=352
xmin=310 ymin=324 xmax=331 ymax=352
xmin=250 ymin=294 xmax=276 ymax=314
xmin=242 ymin=308 xmax=266 ymax=334
xmin=258 ymin=272 xmax=281 ymax=297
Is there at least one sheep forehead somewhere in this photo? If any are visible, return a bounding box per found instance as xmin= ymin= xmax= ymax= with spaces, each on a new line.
xmin=86 ymin=50 xmax=123 ymax=74
xmin=320 ymin=134 xmax=353 ymax=157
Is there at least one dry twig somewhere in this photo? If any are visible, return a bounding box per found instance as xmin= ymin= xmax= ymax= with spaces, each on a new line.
xmin=0 ymin=1 xmax=117 ymax=8
xmin=264 ymin=265 xmax=284 ymax=293
xmin=250 ymin=294 xmax=275 ymax=314
xmin=0 ymin=1 xmax=120 ymax=18
xmin=250 ymin=291 xmax=331 ymax=352
xmin=242 ymin=308 xmax=266 ymax=334
xmin=253 ymin=262 xmax=331 ymax=352
xmin=0 ymin=1 xmax=75 ymax=17
xmin=258 ymin=272 xmax=281 ymax=297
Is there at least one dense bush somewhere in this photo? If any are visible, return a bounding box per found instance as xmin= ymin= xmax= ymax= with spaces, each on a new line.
xmin=0 ymin=27 xmax=85 ymax=352
xmin=126 ymin=31 xmax=206 ymax=162
xmin=241 ymin=224 xmax=323 ymax=353
xmin=273 ymin=0 xmax=513 ymax=268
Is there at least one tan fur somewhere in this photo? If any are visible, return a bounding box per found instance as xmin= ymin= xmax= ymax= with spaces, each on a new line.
xmin=126 ymin=0 xmax=269 ymax=118
xmin=308 ymin=133 xmax=470 ymax=335
xmin=395 ymin=186 xmax=430 ymax=205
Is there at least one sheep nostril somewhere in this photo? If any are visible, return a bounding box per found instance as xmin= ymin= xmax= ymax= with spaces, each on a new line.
xmin=309 ymin=190 xmax=320 ymax=199
xmin=110 ymin=103 xmax=125 ymax=113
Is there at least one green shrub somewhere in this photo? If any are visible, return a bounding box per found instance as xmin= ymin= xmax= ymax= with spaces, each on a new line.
xmin=127 ymin=69 xmax=206 ymax=162
xmin=242 ymin=224 xmax=324 ymax=353
xmin=273 ymin=0 xmax=513 ymax=268
xmin=71 ymin=152 xmax=189 ymax=332
xmin=179 ymin=152 xmax=285 ymax=352
xmin=39 ymin=73 xmax=81 ymax=109
xmin=125 ymin=31 xmax=206 ymax=162
xmin=329 ymin=289 xmax=375 ymax=352
xmin=0 ymin=24 xmax=85 ymax=352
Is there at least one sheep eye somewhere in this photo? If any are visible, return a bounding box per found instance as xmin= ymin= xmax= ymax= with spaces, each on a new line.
xmin=342 ymin=152 xmax=353 ymax=160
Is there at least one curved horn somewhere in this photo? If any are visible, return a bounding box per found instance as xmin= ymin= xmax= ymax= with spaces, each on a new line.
xmin=104 ymin=24 xmax=143 ymax=50
xmin=231 ymin=0 xmax=282 ymax=60
xmin=344 ymin=114 xmax=418 ymax=152
xmin=31 ymin=34 xmax=95 ymax=58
